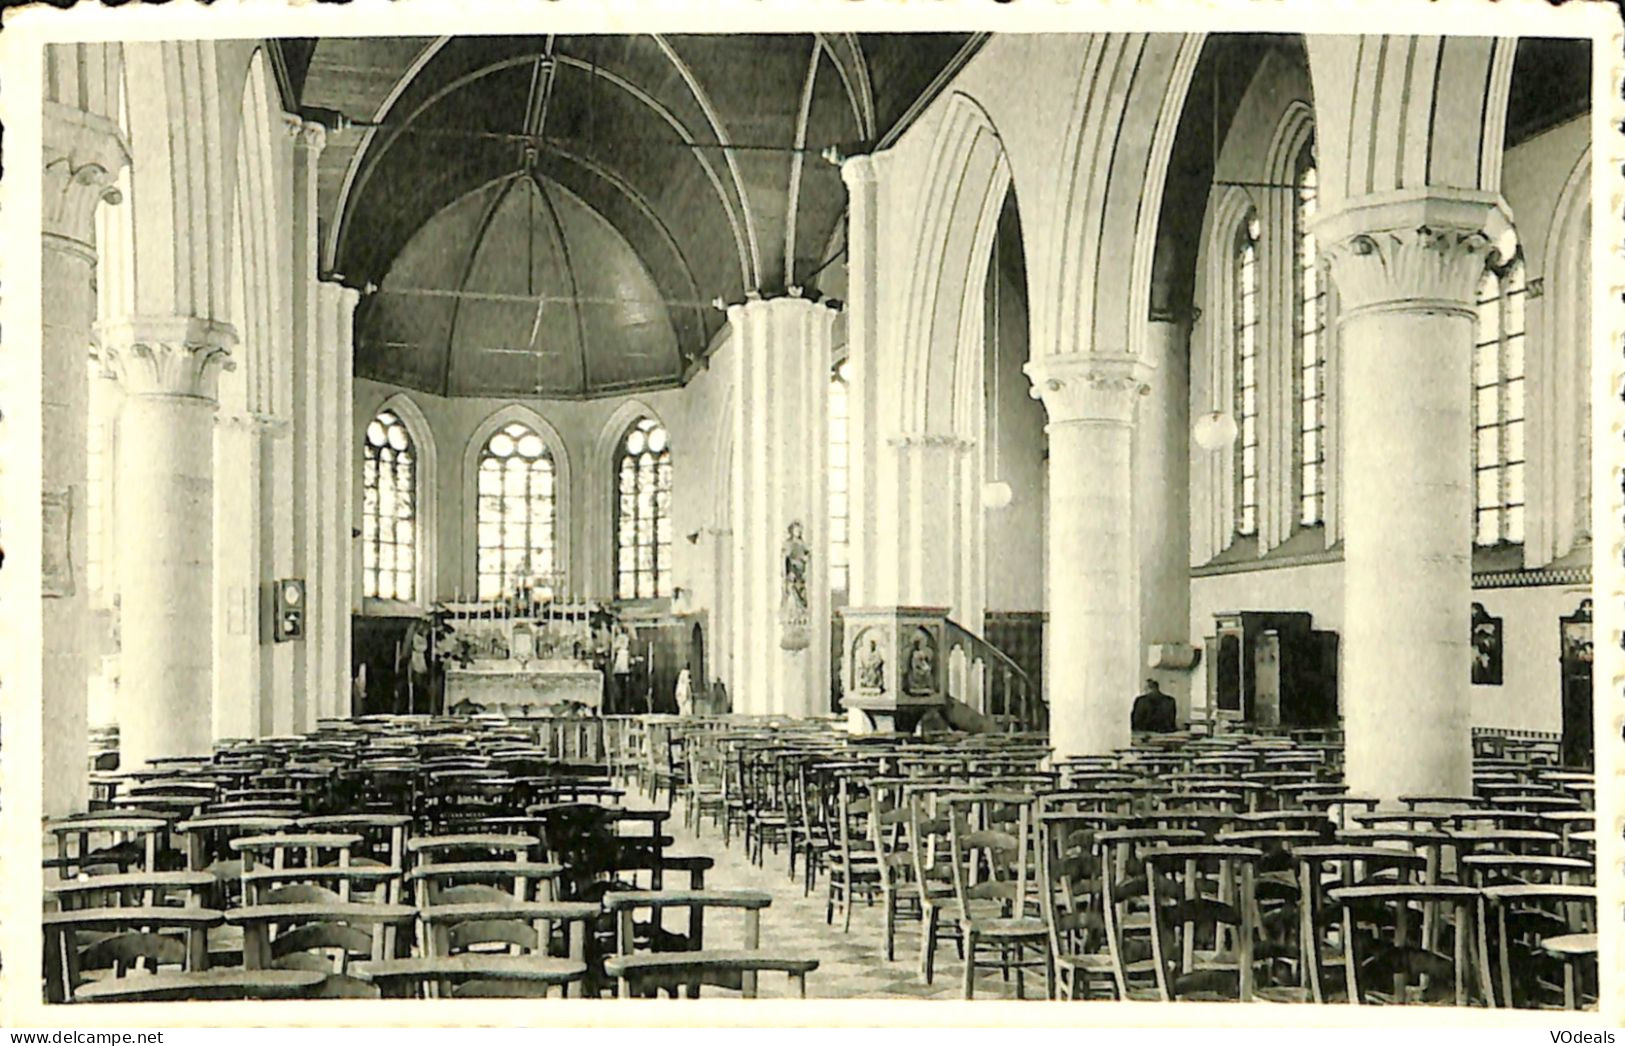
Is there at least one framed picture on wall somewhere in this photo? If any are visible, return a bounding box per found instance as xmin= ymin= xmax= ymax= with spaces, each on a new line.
xmin=1471 ymin=602 xmax=1503 ymax=686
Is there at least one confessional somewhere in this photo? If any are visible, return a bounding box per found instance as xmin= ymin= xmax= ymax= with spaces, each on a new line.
xmin=1204 ymin=611 xmax=1338 ymax=729
xmin=1559 ymin=599 xmax=1593 ymax=767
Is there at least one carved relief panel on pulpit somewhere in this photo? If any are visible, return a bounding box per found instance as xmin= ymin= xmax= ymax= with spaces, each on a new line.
xmin=838 ymin=607 xmax=948 ymax=734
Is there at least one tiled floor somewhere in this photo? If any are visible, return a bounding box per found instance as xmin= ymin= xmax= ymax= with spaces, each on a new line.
xmin=647 ymin=795 xmax=1036 ymax=1001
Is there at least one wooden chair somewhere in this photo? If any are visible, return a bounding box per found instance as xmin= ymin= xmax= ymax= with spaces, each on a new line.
xmin=942 ymin=791 xmax=1052 ymax=999
xmin=866 ymin=777 xmax=940 ymax=963
xmin=1286 ymin=844 xmax=1428 ymax=1003
xmin=423 ymin=889 xmax=596 ymax=998
xmin=1541 ymin=934 xmax=1598 ymax=1010
xmin=1037 ymin=811 xmax=1114 ymax=999
xmin=903 ymin=782 xmax=969 ymax=986
xmin=47 ymin=816 xmax=169 ymax=877
xmin=351 ymin=954 xmax=585 ymax=999
xmin=602 ymin=889 xmax=817 ymax=998
xmin=1460 ymin=854 xmax=1593 ymax=889
xmin=230 ymin=832 xmax=362 ymax=876
xmin=1478 ymin=883 xmax=1596 ymax=1009
xmin=297 ymin=814 xmax=412 ymax=881
xmin=47 ymin=871 xmax=215 ymax=913
xmin=44 ymin=906 xmax=225 ymax=1003
xmin=70 ymin=969 xmax=325 ymax=1002
xmin=1142 ymin=844 xmax=1263 ymax=1002
xmin=1096 ymin=827 xmax=1205 ymax=1001
xmin=825 ymin=771 xmax=880 ymax=930
xmin=228 ymin=899 xmax=415 ymax=970
xmin=1327 ymin=884 xmax=1482 ymax=1005
xmin=739 ymin=742 xmax=792 ymax=866
xmin=679 ymin=730 xmax=729 ymax=839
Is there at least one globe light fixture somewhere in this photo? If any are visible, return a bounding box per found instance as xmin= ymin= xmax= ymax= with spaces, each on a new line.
xmin=1193 ymin=409 xmax=1239 ymax=451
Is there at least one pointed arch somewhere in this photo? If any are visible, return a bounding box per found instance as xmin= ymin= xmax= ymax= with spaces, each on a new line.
xmin=898 ymin=90 xmax=1015 ymax=437
xmin=360 ymin=392 xmax=438 ymax=608
xmin=1304 ymin=34 xmax=1517 ymax=209
xmin=1529 ymin=144 xmax=1593 ymax=565
xmin=1045 ymin=34 xmax=1204 ymax=366
xmin=1190 ymin=185 xmax=1255 ymax=565
xmin=461 ymin=404 xmax=572 ymax=597
xmin=119 ymin=40 xmax=242 ymax=325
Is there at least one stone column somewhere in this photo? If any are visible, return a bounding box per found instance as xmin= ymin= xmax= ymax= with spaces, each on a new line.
xmin=727 ymin=295 xmax=837 ymax=717
xmin=256 ymin=413 xmax=295 ymax=736
xmin=41 ymin=103 xmax=128 ymax=814
xmin=1318 ymin=192 xmax=1506 ymax=805
xmin=1025 ymin=353 xmax=1153 ymax=757
xmin=98 ymin=316 xmax=235 ymax=769
xmin=1138 ymin=309 xmax=1193 ymax=721
xmin=882 ymin=434 xmax=978 ymax=615
xmin=288 ymin=116 xmax=325 ymax=732
xmin=840 ymin=154 xmax=883 ymax=608
xmin=317 ymin=279 xmax=360 ymax=719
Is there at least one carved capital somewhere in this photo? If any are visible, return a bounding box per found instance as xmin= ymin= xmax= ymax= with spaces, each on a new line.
xmin=284 ymin=113 xmax=328 ymax=154
xmin=95 ymin=315 xmax=238 ymax=401
xmin=1314 ymin=190 xmax=1510 ymax=319
xmin=42 ymin=102 xmax=129 ymax=247
xmin=1023 ymin=353 xmax=1154 ymax=426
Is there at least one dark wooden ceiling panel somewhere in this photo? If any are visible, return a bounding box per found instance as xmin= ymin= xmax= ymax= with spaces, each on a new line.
xmin=296 ymin=32 xmax=972 ymax=398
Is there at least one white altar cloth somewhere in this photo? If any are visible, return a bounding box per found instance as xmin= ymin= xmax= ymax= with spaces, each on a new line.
xmin=445 ymin=660 xmax=603 ymax=714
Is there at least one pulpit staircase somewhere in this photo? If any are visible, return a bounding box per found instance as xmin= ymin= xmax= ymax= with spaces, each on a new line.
xmin=943 ymin=619 xmax=1047 ymax=734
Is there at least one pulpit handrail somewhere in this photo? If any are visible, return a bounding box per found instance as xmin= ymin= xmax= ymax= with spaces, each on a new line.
xmin=942 ymin=618 xmax=1048 ymax=731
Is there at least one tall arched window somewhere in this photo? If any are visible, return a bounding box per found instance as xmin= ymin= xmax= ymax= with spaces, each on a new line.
xmin=362 ymin=408 xmax=418 ymax=601
xmin=829 ymin=359 xmax=852 ymax=595
xmin=1294 ymin=143 xmax=1327 ymax=527
xmin=1234 ymin=211 xmax=1261 ymax=537
xmin=477 ymin=420 xmax=557 ymax=600
xmin=615 ymin=416 xmax=672 ymax=600
xmin=1474 ymin=251 xmax=1527 ymax=546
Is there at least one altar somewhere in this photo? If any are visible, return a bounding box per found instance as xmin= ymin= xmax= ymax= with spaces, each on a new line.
xmin=437 ymin=598 xmax=607 ymax=716
xmin=445 ymin=661 xmax=602 ymax=715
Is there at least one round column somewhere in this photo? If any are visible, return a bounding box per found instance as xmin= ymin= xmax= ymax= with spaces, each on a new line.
xmin=98 ymin=316 xmax=234 ymax=769
xmin=1025 ymin=353 xmax=1154 ymax=757
xmin=41 ymin=103 xmax=127 ymax=815
xmin=1138 ymin=311 xmax=1193 ymax=721
xmin=726 ymin=295 xmax=837 ymax=718
xmin=1318 ymin=191 xmax=1507 ymax=805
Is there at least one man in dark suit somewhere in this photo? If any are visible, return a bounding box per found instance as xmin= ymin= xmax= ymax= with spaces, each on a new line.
xmin=1131 ymin=678 xmax=1177 ymax=734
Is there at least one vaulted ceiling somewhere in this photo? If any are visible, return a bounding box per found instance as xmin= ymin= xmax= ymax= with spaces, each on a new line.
xmin=286 ymin=34 xmax=980 ymax=398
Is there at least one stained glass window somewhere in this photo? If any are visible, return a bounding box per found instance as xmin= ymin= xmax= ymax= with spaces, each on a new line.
xmin=1295 ymin=145 xmax=1328 ymax=527
xmin=476 ymin=420 xmax=557 ymax=601
xmin=1234 ymin=210 xmax=1261 ymax=537
xmin=1473 ymin=253 xmax=1527 ymax=546
xmin=363 ymin=408 xmax=418 ymax=601
xmin=615 ymin=416 xmax=672 ymax=600
xmin=829 ymin=360 xmax=852 ymax=593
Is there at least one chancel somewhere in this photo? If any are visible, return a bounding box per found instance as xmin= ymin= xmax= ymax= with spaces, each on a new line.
xmin=33 ymin=24 xmax=1604 ymax=1010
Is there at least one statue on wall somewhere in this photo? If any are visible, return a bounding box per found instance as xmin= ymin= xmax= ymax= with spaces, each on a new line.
xmin=905 ymin=629 xmax=937 ymax=695
xmin=856 ymin=633 xmax=886 ymax=692
xmin=780 ymin=520 xmax=811 ymax=650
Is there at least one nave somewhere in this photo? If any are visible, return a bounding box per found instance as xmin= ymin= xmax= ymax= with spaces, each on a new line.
xmin=41 ymin=714 xmax=1597 ymax=1008
xmin=26 ymin=21 xmax=1611 ymax=1023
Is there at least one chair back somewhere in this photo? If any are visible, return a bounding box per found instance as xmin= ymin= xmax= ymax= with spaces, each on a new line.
xmin=1143 ymin=844 xmax=1263 ymax=1002
xmin=943 ymin=791 xmax=1040 ymax=927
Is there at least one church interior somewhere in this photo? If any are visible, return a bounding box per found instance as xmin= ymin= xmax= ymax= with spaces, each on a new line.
xmin=33 ymin=30 xmax=1601 ymax=1008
